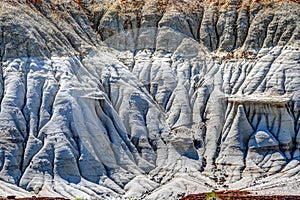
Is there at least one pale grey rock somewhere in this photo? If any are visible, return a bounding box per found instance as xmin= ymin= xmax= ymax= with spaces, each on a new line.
xmin=199 ymin=3 xmax=219 ymax=51
xmin=124 ymin=175 xmax=159 ymax=198
xmin=0 ymin=0 xmax=299 ymax=199
xmin=216 ymin=104 xmax=254 ymax=182
xmin=245 ymin=129 xmax=286 ymax=177
xmin=294 ymin=128 xmax=300 ymax=158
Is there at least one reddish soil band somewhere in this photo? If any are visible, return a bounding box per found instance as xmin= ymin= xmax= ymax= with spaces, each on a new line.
xmin=181 ymin=190 xmax=300 ymax=200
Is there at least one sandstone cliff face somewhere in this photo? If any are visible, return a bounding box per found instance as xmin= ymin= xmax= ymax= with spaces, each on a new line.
xmin=0 ymin=0 xmax=299 ymax=199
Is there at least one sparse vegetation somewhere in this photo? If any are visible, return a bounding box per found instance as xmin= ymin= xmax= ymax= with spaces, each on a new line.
xmin=205 ymin=191 xmax=218 ymax=200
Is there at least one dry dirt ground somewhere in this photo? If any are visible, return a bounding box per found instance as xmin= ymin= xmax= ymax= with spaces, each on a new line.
xmin=181 ymin=190 xmax=300 ymax=200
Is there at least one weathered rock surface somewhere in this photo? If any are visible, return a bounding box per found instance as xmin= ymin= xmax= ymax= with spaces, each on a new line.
xmin=0 ymin=0 xmax=299 ymax=199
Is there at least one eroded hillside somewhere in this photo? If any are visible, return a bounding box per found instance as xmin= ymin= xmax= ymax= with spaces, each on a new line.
xmin=0 ymin=0 xmax=299 ymax=199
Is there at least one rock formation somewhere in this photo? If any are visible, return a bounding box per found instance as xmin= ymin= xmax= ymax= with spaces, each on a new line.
xmin=0 ymin=0 xmax=299 ymax=199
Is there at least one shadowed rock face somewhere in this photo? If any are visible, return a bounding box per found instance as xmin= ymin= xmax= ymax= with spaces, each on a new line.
xmin=0 ymin=0 xmax=299 ymax=199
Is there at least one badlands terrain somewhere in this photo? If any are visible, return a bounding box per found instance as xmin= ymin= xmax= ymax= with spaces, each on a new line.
xmin=0 ymin=0 xmax=299 ymax=199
